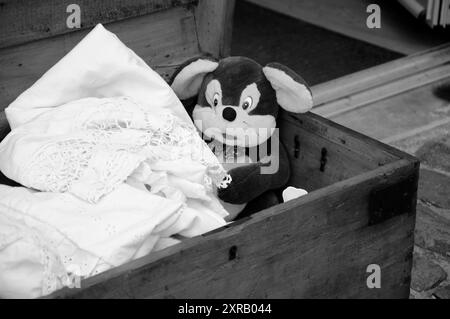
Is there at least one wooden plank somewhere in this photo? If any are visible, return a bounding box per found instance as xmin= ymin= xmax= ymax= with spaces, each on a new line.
xmin=310 ymin=45 xmax=450 ymax=152
xmin=328 ymin=76 xmax=450 ymax=143
xmin=47 ymin=156 xmax=418 ymax=298
xmin=0 ymin=6 xmax=201 ymax=111
xmin=0 ymin=0 xmax=197 ymax=49
xmin=285 ymin=112 xmax=407 ymax=162
xmin=246 ymin=0 xmax=447 ymax=55
xmin=309 ymin=40 xmax=450 ymax=150
xmin=195 ymin=0 xmax=236 ymax=58
xmin=310 ymin=49 xmax=450 ymax=296
xmin=281 ymin=123 xmax=376 ymax=190
xmin=314 ymin=65 xmax=450 ymax=118
xmin=312 ymin=43 xmax=450 ymax=107
xmin=279 ymin=112 xmax=404 ymax=190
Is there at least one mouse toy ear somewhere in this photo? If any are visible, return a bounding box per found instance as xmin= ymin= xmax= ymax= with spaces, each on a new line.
xmin=170 ymin=58 xmax=219 ymax=100
xmin=262 ymin=62 xmax=313 ymax=113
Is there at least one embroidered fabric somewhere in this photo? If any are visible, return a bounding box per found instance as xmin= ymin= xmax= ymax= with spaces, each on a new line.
xmin=0 ymin=200 xmax=104 ymax=298
xmin=0 ymin=23 xmax=234 ymax=298
xmin=0 ymin=96 xmax=231 ymax=298
xmin=208 ymin=139 xmax=247 ymax=163
xmin=17 ymin=97 xmax=230 ymax=203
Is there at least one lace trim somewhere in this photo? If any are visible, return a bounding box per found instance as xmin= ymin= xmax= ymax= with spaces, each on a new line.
xmin=208 ymin=139 xmax=246 ymax=163
xmin=20 ymin=97 xmax=229 ymax=202
xmin=0 ymin=202 xmax=113 ymax=297
xmin=0 ymin=211 xmax=69 ymax=296
xmin=69 ymin=150 xmax=144 ymax=203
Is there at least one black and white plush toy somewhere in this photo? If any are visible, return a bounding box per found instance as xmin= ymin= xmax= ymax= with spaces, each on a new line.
xmin=171 ymin=56 xmax=313 ymax=220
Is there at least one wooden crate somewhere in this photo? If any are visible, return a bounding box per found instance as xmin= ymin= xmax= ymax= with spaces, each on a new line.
xmin=0 ymin=0 xmax=418 ymax=298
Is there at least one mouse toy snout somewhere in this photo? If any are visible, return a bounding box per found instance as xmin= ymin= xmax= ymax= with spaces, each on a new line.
xmin=222 ymin=107 xmax=237 ymax=122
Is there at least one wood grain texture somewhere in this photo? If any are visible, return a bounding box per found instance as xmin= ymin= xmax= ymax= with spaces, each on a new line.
xmin=311 ymin=44 xmax=450 ymax=149
xmin=331 ymin=77 xmax=450 ymax=143
xmin=0 ymin=0 xmax=197 ymax=49
xmin=43 ymin=113 xmax=418 ymax=299
xmin=195 ymin=0 xmax=236 ymax=58
xmin=0 ymin=6 xmax=201 ymax=110
xmin=314 ymin=65 xmax=450 ymax=118
xmin=312 ymin=43 xmax=450 ymax=107
xmin=0 ymin=0 xmax=418 ymax=299
xmin=279 ymin=112 xmax=402 ymax=190
xmin=47 ymin=158 xmax=418 ymax=299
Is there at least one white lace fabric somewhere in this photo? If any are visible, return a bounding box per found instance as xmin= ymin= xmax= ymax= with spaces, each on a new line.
xmin=0 ymin=24 xmax=230 ymax=298
xmin=7 ymin=96 xmax=227 ymax=203
xmin=0 ymin=96 xmax=230 ymax=298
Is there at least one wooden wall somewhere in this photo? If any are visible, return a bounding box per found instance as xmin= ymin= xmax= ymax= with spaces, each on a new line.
xmin=0 ymin=0 xmax=235 ymax=111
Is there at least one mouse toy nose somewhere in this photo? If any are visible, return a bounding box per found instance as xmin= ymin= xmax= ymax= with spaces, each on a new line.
xmin=222 ymin=107 xmax=237 ymax=122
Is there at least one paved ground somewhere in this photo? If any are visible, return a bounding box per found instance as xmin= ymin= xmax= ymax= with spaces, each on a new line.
xmin=232 ymin=1 xmax=450 ymax=299
xmin=392 ymin=125 xmax=450 ymax=298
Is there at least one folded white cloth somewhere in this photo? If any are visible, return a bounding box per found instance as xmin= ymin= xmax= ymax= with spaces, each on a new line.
xmin=5 ymin=24 xmax=191 ymax=129
xmin=0 ymin=25 xmax=229 ymax=298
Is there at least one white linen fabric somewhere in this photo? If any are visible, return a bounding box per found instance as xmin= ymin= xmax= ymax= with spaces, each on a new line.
xmin=0 ymin=24 xmax=229 ymax=298
xmin=5 ymin=24 xmax=192 ymax=129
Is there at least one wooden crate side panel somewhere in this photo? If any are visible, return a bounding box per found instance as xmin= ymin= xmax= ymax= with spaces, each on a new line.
xmin=279 ymin=112 xmax=402 ymax=190
xmin=48 ymin=159 xmax=418 ymax=299
xmin=0 ymin=0 xmax=197 ymax=49
xmin=0 ymin=7 xmax=201 ymax=112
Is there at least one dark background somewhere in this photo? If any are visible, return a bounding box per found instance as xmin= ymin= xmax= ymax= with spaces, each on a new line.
xmin=231 ymin=1 xmax=403 ymax=85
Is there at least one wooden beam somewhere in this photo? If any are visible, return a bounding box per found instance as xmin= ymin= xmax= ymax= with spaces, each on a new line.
xmin=195 ymin=0 xmax=236 ymax=58
xmin=329 ymin=78 xmax=450 ymax=143
xmin=311 ymin=44 xmax=450 ymax=154
xmin=0 ymin=0 xmax=197 ymax=49
xmin=312 ymin=43 xmax=450 ymax=107
xmin=314 ymin=64 xmax=450 ymax=118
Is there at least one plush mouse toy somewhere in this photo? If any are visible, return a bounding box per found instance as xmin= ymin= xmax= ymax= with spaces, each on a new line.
xmin=170 ymin=56 xmax=313 ymax=220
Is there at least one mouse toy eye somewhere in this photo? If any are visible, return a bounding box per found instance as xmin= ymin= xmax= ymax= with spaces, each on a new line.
xmin=213 ymin=93 xmax=220 ymax=107
xmin=242 ymin=97 xmax=253 ymax=110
